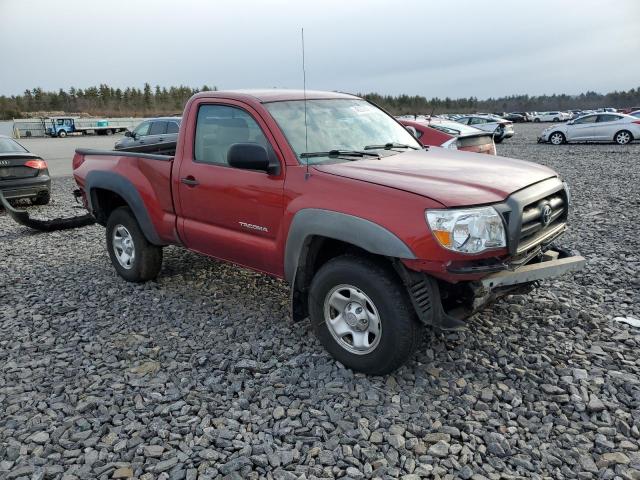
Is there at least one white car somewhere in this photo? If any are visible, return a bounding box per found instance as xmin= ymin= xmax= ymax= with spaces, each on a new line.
xmin=532 ymin=111 xmax=570 ymax=122
xmin=454 ymin=115 xmax=514 ymax=143
xmin=538 ymin=113 xmax=640 ymax=145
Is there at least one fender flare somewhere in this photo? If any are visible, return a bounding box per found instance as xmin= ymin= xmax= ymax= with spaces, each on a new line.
xmin=85 ymin=170 xmax=163 ymax=245
xmin=284 ymin=208 xmax=416 ymax=283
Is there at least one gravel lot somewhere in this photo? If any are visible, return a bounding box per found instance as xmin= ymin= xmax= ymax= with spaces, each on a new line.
xmin=1 ymin=123 xmax=639 ymax=480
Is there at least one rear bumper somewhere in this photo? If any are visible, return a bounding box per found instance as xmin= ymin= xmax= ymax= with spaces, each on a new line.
xmin=0 ymin=174 xmax=51 ymax=199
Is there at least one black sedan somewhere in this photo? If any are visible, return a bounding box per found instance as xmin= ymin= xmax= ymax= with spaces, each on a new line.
xmin=0 ymin=135 xmax=51 ymax=205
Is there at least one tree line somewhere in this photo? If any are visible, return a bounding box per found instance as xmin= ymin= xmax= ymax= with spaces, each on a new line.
xmin=1 ymin=83 xmax=639 ymax=120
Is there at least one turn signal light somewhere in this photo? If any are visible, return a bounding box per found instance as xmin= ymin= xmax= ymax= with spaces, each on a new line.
xmin=24 ymin=159 xmax=48 ymax=169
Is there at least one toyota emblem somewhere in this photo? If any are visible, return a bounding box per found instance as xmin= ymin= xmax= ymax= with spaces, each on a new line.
xmin=541 ymin=204 xmax=553 ymax=226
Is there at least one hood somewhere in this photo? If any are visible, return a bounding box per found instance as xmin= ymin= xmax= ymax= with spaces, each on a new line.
xmin=314 ymin=148 xmax=557 ymax=207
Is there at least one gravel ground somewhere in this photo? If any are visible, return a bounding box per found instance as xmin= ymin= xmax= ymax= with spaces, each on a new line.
xmin=1 ymin=123 xmax=639 ymax=480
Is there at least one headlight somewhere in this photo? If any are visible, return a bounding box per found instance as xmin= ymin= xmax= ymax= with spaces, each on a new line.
xmin=426 ymin=206 xmax=506 ymax=254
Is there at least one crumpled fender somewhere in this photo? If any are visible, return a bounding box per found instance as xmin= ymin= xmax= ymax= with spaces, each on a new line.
xmin=0 ymin=191 xmax=95 ymax=232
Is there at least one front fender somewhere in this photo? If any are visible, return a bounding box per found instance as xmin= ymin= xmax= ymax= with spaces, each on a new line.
xmin=284 ymin=208 xmax=416 ymax=283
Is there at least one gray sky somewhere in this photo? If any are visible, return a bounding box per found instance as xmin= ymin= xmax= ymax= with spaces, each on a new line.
xmin=1 ymin=0 xmax=638 ymax=99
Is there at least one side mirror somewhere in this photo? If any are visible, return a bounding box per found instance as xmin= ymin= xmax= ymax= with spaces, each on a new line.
xmin=405 ymin=125 xmax=419 ymax=138
xmin=124 ymin=130 xmax=133 ymax=137
xmin=228 ymin=143 xmax=275 ymax=174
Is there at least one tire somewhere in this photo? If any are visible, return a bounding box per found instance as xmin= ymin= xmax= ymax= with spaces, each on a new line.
xmin=534 ymin=118 xmax=541 ymax=123
xmin=614 ymin=130 xmax=633 ymax=145
xmin=106 ymin=129 xmax=113 ymax=136
xmin=33 ymin=192 xmax=50 ymax=205
xmin=549 ymin=132 xmax=566 ymax=145
xmin=308 ymin=255 xmax=422 ymax=375
xmin=553 ymin=117 xmax=559 ymax=122
xmin=105 ymin=207 xmax=162 ymax=282
xmin=58 ymin=130 xmax=67 ymax=138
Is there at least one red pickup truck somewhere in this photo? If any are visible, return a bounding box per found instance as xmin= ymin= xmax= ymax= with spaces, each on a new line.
xmin=72 ymin=90 xmax=585 ymax=374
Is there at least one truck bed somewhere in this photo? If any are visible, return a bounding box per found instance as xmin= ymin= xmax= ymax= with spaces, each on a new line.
xmin=73 ymin=148 xmax=179 ymax=245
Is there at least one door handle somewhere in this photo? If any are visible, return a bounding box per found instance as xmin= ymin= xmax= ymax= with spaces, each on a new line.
xmin=180 ymin=176 xmax=199 ymax=187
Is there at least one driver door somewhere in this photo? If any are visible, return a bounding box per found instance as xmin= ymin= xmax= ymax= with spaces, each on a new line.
xmin=567 ymin=115 xmax=597 ymax=141
xmin=175 ymin=101 xmax=286 ymax=276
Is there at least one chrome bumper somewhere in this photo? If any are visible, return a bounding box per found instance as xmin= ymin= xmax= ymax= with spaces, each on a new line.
xmin=481 ymin=250 xmax=586 ymax=289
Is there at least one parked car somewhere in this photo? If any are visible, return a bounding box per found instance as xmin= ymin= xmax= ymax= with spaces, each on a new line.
xmin=115 ymin=117 xmax=181 ymax=154
xmin=618 ymin=107 xmax=640 ymax=114
xmin=538 ymin=113 xmax=640 ymax=145
xmin=630 ymin=110 xmax=640 ymax=118
xmin=72 ymin=89 xmax=584 ymax=374
xmin=532 ymin=111 xmax=570 ymax=122
xmin=0 ymin=135 xmax=51 ymax=204
xmin=503 ymin=113 xmax=527 ymax=123
xmin=454 ymin=115 xmax=514 ymax=143
xmin=399 ymin=118 xmax=496 ymax=155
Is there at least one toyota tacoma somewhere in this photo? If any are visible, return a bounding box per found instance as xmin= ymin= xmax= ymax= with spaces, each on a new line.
xmin=72 ymin=90 xmax=585 ymax=374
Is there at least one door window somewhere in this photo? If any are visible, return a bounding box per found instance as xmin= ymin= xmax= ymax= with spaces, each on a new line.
xmin=597 ymin=114 xmax=622 ymax=123
xmin=149 ymin=121 xmax=168 ymax=135
xmin=133 ymin=121 xmax=151 ymax=136
xmin=194 ymin=105 xmax=269 ymax=166
xmin=166 ymin=121 xmax=180 ymax=134
xmin=469 ymin=117 xmax=486 ymax=125
xmin=573 ymin=115 xmax=597 ymax=124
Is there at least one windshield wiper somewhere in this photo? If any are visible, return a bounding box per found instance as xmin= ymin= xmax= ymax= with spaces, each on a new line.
xmin=363 ymin=142 xmax=419 ymax=151
xmin=300 ymin=149 xmax=380 ymax=159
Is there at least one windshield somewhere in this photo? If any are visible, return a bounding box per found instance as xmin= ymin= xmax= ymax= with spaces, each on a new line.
xmin=265 ymin=99 xmax=421 ymax=164
xmin=0 ymin=138 xmax=28 ymax=153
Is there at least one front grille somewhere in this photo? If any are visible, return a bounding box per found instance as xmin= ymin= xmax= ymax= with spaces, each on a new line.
xmin=0 ymin=166 xmax=37 ymax=179
xmin=517 ymin=191 xmax=567 ymax=253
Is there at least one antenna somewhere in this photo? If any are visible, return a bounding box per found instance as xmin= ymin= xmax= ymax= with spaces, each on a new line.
xmin=302 ymin=27 xmax=310 ymax=179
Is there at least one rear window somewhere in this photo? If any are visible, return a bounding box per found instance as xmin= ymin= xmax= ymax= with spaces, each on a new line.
xmin=0 ymin=138 xmax=28 ymax=153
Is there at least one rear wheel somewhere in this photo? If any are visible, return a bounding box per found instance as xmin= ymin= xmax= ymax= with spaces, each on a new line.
xmin=553 ymin=117 xmax=559 ymax=122
xmin=106 ymin=207 xmax=162 ymax=282
xmin=534 ymin=118 xmax=541 ymax=123
xmin=549 ymin=132 xmax=566 ymax=145
xmin=308 ymin=255 xmax=422 ymax=375
xmin=614 ymin=130 xmax=632 ymax=145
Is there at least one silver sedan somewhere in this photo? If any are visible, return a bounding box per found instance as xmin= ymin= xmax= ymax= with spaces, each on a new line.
xmin=538 ymin=113 xmax=640 ymax=145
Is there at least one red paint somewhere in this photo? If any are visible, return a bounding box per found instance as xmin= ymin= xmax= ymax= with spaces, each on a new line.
xmin=73 ymin=90 xmax=558 ymax=282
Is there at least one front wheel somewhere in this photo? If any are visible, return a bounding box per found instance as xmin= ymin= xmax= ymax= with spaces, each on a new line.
xmin=58 ymin=130 xmax=67 ymax=138
xmin=549 ymin=132 xmax=566 ymax=145
xmin=614 ymin=130 xmax=632 ymax=145
xmin=106 ymin=207 xmax=162 ymax=282
xmin=309 ymin=255 xmax=422 ymax=375
xmin=534 ymin=118 xmax=541 ymax=123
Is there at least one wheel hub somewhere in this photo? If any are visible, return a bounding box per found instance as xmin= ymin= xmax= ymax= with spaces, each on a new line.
xmin=323 ymin=285 xmax=382 ymax=355
xmin=344 ymin=302 xmax=369 ymax=331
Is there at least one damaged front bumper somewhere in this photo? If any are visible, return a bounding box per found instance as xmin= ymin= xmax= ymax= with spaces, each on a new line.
xmin=396 ymin=248 xmax=586 ymax=330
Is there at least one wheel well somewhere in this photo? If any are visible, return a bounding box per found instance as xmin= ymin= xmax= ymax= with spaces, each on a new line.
xmin=615 ymin=129 xmax=633 ymax=140
xmin=291 ymin=236 xmax=397 ymax=322
xmin=90 ymin=188 xmax=128 ymax=225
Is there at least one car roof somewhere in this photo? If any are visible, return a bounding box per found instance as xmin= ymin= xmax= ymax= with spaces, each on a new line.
xmin=148 ymin=117 xmax=182 ymax=121
xmin=191 ymin=89 xmax=359 ymax=103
